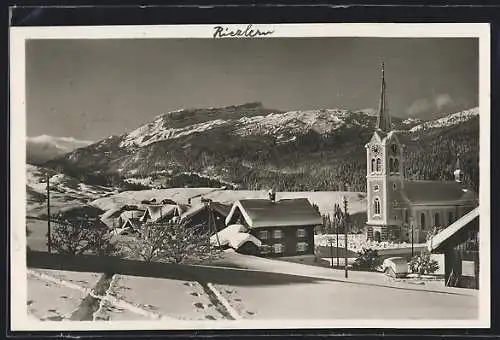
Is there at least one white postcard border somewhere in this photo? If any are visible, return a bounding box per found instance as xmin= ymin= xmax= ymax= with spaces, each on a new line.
xmin=9 ymin=23 xmax=491 ymax=331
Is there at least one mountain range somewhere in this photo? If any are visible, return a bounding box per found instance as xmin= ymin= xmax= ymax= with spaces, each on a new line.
xmin=27 ymin=135 xmax=93 ymax=165
xmin=41 ymin=102 xmax=480 ymax=193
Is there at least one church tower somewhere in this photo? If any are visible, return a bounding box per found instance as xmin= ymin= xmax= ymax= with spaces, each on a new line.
xmin=365 ymin=63 xmax=405 ymax=241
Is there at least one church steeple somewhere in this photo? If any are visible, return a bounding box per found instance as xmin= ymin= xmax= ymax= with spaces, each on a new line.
xmin=376 ymin=62 xmax=392 ymax=132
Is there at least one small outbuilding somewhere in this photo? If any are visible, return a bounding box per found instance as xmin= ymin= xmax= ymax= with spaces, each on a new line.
xmin=427 ymin=206 xmax=479 ymax=289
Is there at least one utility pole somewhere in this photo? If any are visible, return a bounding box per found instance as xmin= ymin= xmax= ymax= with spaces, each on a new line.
xmin=335 ymin=203 xmax=339 ymax=268
xmin=205 ymin=199 xmax=221 ymax=248
xmin=411 ymin=223 xmax=414 ymax=257
xmin=409 ymin=216 xmax=414 ymax=257
xmin=343 ymin=196 xmax=348 ymax=279
xmin=46 ymin=173 xmax=51 ymax=254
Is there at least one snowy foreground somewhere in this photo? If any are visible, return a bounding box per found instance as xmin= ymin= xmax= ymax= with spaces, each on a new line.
xmin=26 ymin=251 xmax=477 ymax=323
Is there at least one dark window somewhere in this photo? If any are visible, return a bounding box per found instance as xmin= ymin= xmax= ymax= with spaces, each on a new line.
xmin=420 ymin=213 xmax=426 ymax=230
xmin=371 ymin=158 xmax=375 ymax=172
xmin=448 ymin=211 xmax=454 ymax=225
xmin=374 ymin=198 xmax=381 ymax=215
xmin=394 ymin=158 xmax=399 ymax=172
xmin=434 ymin=212 xmax=440 ymax=227
xmin=405 ymin=210 xmax=409 ymax=223
xmin=376 ymin=158 xmax=381 ymax=172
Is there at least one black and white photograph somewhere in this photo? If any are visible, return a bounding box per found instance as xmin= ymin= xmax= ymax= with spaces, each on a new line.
xmin=9 ymin=23 xmax=490 ymax=330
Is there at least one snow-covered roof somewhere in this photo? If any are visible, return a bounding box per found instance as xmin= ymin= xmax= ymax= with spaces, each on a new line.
xmin=180 ymin=201 xmax=232 ymax=222
xmin=119 ymin=210 xmax=143 ymax=220
xmin=225 ymin=198 xmax=322 ymax=228
xmin=180 ymin=203 xmax=206 ymax=221
xmin=427 ymin=206 xmax=479 ymax=252
xmin=402 ymin=180 xmax=477 ymax=205
xmin=141 ymin=204 xmax=178 ymax=222
xmin=210 ymin=224 xmax=262 ymax=249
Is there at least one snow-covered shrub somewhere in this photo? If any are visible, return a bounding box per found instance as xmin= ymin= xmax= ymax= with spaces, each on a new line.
xmin=352 ymin=248 xmax=381 ymax=270
xmin=50 ymin=215 xmax=118 ymax=256
xmin=409 ymin=251 xmax=439 ymax=276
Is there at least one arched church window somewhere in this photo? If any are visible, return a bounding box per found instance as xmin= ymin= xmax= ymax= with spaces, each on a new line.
xmin=389 ymin=158 xmax=394 ymax=172
xmin=405 ymin=209 xmax=409 ymax=223
xmin=376 ymin=158 xmax=381 ymax=172
xmin=420 ymin=213 xmax=426 ymax=230
xmin=434 ymin=212 xmax=440 ymax=227
xmin=394 ymin=158 xmax=399 ymax=173
xmin=374 ymin=198 xmax=381 ymax=215
xmin=448 ymin=211 xmax=453 ymax=225
xmin=371 ymin=158 xmax=375 ymax=173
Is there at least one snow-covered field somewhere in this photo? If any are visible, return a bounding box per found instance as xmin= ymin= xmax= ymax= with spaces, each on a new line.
xmin=212 ymin=278 xmax=476 ymax=320
xmin=26 ymin=164 xmax=114 ymax=217
xmin=110 ymin=275 xmax=224 ymax=321
xmin=27 ymin=270 xmax=91 ymax=321
xmin=90 ymin=187 xmax=219 ymax=212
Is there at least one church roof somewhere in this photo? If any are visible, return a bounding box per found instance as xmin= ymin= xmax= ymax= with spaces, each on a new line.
xmin=402 ymin=180 xmax=477 ymax=205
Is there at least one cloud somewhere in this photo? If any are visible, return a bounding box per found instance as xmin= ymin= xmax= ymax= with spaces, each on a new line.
xmin=407 ymin=93 xmax=456 ymax=117
xmin=435 ymin=93 xmax=454 ymax=110
xmin=407 ymin=98 xmax=432 ymax=117
xmin=26 ymin=135 xmax=93 ymax=164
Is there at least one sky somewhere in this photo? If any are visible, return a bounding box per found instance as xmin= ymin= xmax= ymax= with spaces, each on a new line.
xmin=26 ymin=37 xmax=479 ymax=141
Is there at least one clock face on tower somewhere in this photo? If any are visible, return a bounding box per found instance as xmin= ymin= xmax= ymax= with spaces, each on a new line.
xmin=371 ymin=144 xmax=381 ymax=155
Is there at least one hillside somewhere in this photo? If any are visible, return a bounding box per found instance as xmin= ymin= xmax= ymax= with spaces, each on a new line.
xmin=27 ymin=135 xmax=93 ymax=165
xmin=26 ymin=164 xmax=115 ymax=218
xmin=44 ymin=103 xmax=480 ymax=193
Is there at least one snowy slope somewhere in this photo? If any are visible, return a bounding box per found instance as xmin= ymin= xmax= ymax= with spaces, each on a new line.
xmin=118 ymin=107 xmax=372 ymax=148
xmin=26 ymin=164 xmax=114 ymax=217
xmin=409 ymin=107 xmax=479 ymax=133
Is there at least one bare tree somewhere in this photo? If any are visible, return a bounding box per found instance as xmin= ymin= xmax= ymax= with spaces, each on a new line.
xmin=51 ymin=215 xmax=117 ymax=256
xmin=126 ymin=219 xmax=219 ymax=264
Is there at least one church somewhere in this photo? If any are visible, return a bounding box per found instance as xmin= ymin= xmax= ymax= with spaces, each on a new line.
xmin=365 ymin=63 xmax=478 ymax=244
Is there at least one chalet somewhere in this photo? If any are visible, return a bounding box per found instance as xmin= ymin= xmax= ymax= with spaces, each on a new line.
xmin=427 ymin=206 xmax=479 ymax=289
xmin=180 ymin=201 xmax=231 ymax=234
xmin=140 ymin=204 xmax=188 ymax=224
xmin=224 ymin=193 xmax=322 ymax=257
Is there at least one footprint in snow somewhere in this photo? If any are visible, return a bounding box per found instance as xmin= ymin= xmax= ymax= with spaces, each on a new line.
xmin=205 ymin=315 xmax=216 ymax=320
xmin=234 ymin=298 xmax=241 ymax=302
xmin=193 ymin=302 xmax=205 ymax=309
xmin=246 ymin=311 xmax=255 ymax=316
xmin=190 ymin=292 xmax=199 ymax=297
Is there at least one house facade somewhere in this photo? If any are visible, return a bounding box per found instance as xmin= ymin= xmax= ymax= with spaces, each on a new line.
xmin=224 ymin=197 xmax=322 ymax=257
xmin=365 ymin=63 xmax=478 ymax=243
xmin=427 ymin=207 xmax=479 ymax=289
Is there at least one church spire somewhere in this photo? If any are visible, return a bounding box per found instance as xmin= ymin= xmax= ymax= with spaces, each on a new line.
xmin=376 ymin=62 xmax=392 ymax=132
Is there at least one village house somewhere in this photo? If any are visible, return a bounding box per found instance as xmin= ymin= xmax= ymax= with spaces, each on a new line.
xmin=179 ymin=201 xmax=231 ymax=234
xmin=427 ymin=206 xmax=479 ymax=289
xmin=223 ymin=192 xmax=322 ymax=257
xmin=139 ymin=203 xmax=188 ymax=224
xmin=365 ymin=64 xmax=478 ymax=243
